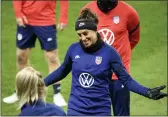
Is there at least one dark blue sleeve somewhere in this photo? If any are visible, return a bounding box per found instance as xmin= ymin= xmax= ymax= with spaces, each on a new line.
xmin=44 ymin=45 xmax=73 ymax=86
xmin=110 ymin=48 xmax=149 ymax=97
xmin=52 ymin=104 xmax=67 ymax=116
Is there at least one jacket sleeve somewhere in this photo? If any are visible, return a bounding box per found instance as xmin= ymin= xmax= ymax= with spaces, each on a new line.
xmin=58 ymin=0 xmax=68 ymax=24
xmin=12 ymin=0 xmax=24 ymax=18
xmin=110 ymin=47 xmax=148 ymax=96
xmin=127 ymin=5 xmax=140 ymax=50
xmin=44 ymin=45 xmax=73 ymax=86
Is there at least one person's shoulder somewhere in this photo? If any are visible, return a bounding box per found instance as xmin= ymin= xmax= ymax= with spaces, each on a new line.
xmin=66 ymin=42 xmax=80 ymax=56
xmin=103 ymin=43 xmax=121 ymax=61
xmin=18 ymin=107 xmax=34 ymax=116
xmin=104 ymin=43 xmax=117 ymax=55
xmin=103 ymin=43 xmax=116 ymax=53
xmin=46 ymin=103 xmax=66 ymax=116
xmin=119 ymin=1 xmax=137 ymax=12
xmin=83 ymin=1 xmax=96 ymax=8
xmin=69 ymin=42 xmax=80 ymax=49
xmin=117 ymin=1 xmax=138 ymax=18
xmin=18 ymin=102 xmax=66 ymax=116
xmin=71 ymin=42 xmax=80 ymax=46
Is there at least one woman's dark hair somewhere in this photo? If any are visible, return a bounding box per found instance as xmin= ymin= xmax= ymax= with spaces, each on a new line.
xmin=77 ymin=8 xmax=98 ymax=24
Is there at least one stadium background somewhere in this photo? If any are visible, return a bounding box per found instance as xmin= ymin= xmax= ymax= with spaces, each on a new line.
xmin=1 ymin=1 xmax=167 ymax=116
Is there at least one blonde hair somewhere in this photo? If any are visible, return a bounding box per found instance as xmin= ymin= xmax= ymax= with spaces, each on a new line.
xmin=16 ymin=67 xmax=46 ymax=109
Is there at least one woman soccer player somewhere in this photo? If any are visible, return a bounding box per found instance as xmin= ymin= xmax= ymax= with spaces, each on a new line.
xmin=16 ymin=67 xmax=66 ymax=116
xmin=44 ymin=8 xmax=168 ymax=116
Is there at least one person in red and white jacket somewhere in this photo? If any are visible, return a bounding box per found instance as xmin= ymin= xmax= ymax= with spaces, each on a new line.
xmin=3 ymin=0 xmax=68 ymax=107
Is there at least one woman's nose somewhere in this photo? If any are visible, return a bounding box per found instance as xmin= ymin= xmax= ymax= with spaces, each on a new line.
xmin=81 ymin=35 xmax=86 ymax=41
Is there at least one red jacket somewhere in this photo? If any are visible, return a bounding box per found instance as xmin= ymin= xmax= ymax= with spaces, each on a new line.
xmin=82 ymin=1 xmax=140 ymax=79
xmin=13 ymin=0 xmax=68 ymax=26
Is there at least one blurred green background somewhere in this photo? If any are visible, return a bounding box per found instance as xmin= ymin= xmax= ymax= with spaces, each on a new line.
xmin=1 ymin=1 xmax=167 ymax=116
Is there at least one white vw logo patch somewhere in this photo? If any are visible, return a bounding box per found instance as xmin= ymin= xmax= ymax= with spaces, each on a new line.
xmin=98 ymin=28 xmax=115 ymax=46
xmin=79 ymin=73 xmax=94 ymax=88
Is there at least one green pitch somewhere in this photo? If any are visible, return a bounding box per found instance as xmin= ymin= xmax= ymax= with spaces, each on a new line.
xmin=1 ymin=1 xmax=167 ymax=116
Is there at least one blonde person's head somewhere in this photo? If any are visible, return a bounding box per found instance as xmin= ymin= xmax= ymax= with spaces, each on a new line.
xmin=16 ymin=67 xmax=46 ymax=108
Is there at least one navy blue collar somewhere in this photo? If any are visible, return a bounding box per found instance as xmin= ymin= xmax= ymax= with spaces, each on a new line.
xmin=21 ymin=99 xmax=46 ymax=111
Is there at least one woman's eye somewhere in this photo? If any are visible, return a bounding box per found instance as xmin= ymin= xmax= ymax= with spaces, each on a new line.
xmin=83 ymin=32 xmax=88 ymax=36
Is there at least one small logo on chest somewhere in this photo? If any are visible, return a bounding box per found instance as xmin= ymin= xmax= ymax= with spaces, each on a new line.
xmin=95 ymin=56 xmax=102 ymax=65
xmin=75 ymin=55 xmax=80 ymax=59
xmin=113 ymin=16 xmax=120 ymax=24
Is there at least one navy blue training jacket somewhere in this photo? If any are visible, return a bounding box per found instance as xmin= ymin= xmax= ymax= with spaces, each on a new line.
xmin=19 ymin=99 xmax=66 ymax=116
xmin=44 ymin=42 xmax=148 ymax=116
